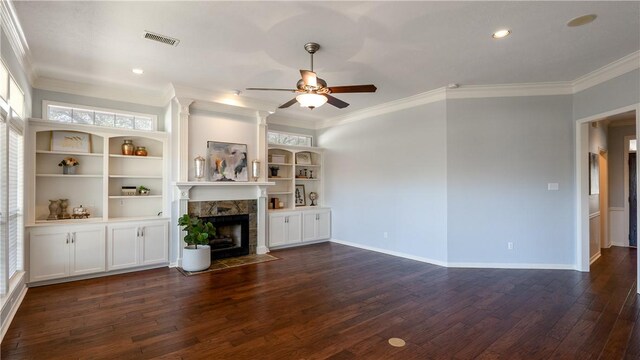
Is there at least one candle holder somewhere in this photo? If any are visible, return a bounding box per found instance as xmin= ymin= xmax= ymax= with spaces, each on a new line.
xmin=252 ymin=160 xmax=260 ymax=182
xmin=194 ymin=155 xmax=206 ymax=181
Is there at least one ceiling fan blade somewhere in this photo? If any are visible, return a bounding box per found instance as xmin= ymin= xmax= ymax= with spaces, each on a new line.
xmin=324 ymin=94 xmax=349 ymax=109
xmin=278 ymin=98 xmax=299 ymax=109
xmin=327 ymin=84 xmax=377 ymax=93
xmin=246 ymin=87 xmax=297 ymax=92
xmin=300 ymin=70 xmax=317 ymax=88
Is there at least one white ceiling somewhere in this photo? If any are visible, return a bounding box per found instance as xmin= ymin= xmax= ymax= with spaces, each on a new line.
xmin=13 ymin=1 xmax=640 ymax=120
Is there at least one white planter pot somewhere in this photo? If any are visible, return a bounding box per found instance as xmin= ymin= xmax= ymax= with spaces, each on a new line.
xmin=182 ymin=245 xmax=211 ymax=272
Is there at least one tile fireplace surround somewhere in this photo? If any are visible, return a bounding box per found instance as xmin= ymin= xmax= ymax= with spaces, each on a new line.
xmin=188 ymin=200 xmax=258 ymax=254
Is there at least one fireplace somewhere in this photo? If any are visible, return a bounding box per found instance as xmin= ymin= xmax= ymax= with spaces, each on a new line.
xmin=188 ymin=199 xmax=258 ymax=259
xmin=200 ymin=214 xmax=250 ymax=260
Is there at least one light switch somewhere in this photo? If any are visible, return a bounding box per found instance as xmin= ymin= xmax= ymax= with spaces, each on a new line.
xmin=548 ymin=183 xmax=559 ymax=191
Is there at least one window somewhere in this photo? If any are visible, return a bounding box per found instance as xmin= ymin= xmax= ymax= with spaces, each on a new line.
xmin=44 ymin=101 xmax=157 ymax=131
xmin=0 ymin=59 xmax=24 ymax=296
xmin=630 ymin=139 xmax=636 ymax=152
xmin=267 ymin=130 xmax=313 ymax=147
xmin=7 ymin=126 xmax=22 ymax=280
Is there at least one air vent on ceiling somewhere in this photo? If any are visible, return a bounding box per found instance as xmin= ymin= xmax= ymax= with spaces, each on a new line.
xmin=143 ymin=31 xmax=180 ymax=47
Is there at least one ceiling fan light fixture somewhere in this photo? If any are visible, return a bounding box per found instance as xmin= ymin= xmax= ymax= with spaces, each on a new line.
xmin=296 ymin=93 xmax=327 ymax=109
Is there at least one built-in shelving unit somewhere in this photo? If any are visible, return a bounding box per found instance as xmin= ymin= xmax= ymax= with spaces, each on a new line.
xmin=267 ymin=145 xmax=324 ymax=210
xmin=27 ymin=119 xmax=169 ymax=224
xmin=26 ymin=119 xmax=171 ymax=285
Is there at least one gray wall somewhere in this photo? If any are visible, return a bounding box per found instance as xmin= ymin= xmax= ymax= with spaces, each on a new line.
xmin=608 ymin=125 xmax=635 ymax=208
xmin=318 ymin=101 xmax=448 ymax=263
xmin=32 ymin=89 xmax=166 ymax=131
xmin=1 ymin=30 xmax=32 ymax=118
xmin=446 ymin=96 xmax=575 ymax=265
xmin=573 ymin=69 xmax=640 ymax=120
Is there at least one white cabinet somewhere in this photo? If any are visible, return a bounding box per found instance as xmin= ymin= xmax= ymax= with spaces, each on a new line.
xmin=269 ymin=209 xmax=330 ymax=248
xmin=107 ymin=220 xmax=168 ymax=270
xmin=29 ymin=225 xmax=106 ymax=282
xmin=268 ymin=212 xmax=301 ymax=247
xmin=302 ymin=209 xmax=331 ymax=242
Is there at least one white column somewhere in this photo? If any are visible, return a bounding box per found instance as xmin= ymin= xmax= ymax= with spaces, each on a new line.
xmin=175 ymin=184 xmax=193 ymax=266
xmin=176 ymin=97 xmax=194 ymax=182
xmin=256 ymin=185 xmax=269 ymax=254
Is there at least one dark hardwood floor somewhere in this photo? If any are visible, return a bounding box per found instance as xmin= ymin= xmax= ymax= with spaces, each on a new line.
xmin=1 ymin=243 xmax=638 ymax=359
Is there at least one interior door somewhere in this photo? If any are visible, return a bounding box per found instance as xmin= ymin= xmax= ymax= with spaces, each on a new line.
xmin=630 ymin=152 xmax=637 ymax=247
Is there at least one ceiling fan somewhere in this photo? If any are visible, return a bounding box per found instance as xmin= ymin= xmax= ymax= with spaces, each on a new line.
xmin=246 ymin=42 xmax=377 ymax=110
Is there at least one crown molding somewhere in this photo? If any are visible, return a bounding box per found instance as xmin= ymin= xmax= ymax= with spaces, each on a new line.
xmin=33 ymin=77 xmax=167 ymax=107
xmin=446 ymin=82 xmax=573 ymax=99
xmin=573 ymin=51 xmax=640 ymax=93
xmin=318 ymin=87 xmax=446 ymax=129
xmin=0 ymin=0 xmax=35 ymax=85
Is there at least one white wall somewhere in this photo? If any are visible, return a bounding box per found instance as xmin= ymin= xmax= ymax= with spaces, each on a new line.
xmin=446 ymin=96 xmax=575 ymax=266
xmin=188 ymin=108 xmax=258 ymax=181
xmin=573 ymin=69 xmax=640 ymax=121
xmin=318 ymin=101 xmax=448 ymax=264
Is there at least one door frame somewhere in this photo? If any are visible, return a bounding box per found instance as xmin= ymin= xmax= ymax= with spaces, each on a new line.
xmin=575 ymin=104 xmax=639 ymax=294
xmin=624 ymin=135 xmax=636 ymax=248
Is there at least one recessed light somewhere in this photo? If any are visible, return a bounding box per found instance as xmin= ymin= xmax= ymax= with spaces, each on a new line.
xmin=492 ymin=29 xmax=511 ymax=39
xmin=132 ymin=68 xmax=144 ymax=75
xmin=567 ymin=14 xmax=597 ymax=27
xmin=268 ymin=111 xmax=275 ymax=114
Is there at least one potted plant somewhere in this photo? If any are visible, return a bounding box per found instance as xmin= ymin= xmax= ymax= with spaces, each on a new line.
xmin=178 ymin=214 xmax=216 ymax=271
xmin=58 ymin=157 xmax=79 ymax=174
xmin=138 ymin=185 xmax=150 ymax=195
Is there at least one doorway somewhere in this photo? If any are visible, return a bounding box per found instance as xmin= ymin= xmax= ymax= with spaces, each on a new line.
xmin=576 ymin=104 xmax=639 ymax=295
xmin=629 ymin=148 xmax=637 ymax=247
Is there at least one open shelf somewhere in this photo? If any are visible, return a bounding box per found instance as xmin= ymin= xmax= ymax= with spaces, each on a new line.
xmin=269 ymin=177 xmax=293 ymax=181
xmin=36 ymin=150 xmax=103 ymax=157
xmin=109 ymin=154 xmax=162 ymax=160
xmin=268 ymin=162 xmax=293 ymax=166
xmin=108 ymin=195 xmax=162 ymax=199
xmin=109 ymin=175 xmax=162 ymax=179
xmin=36 ymin=174 xmax=103 ymax=178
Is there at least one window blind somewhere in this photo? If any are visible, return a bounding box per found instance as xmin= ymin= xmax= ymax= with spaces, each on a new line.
xmin=8 ymin=126 xmax=22 ymax=278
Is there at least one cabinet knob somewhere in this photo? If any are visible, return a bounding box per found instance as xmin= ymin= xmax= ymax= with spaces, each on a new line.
xmin=66 ymin=233 xmax=69 ymax=244
xmin=72 ymin=232 xmax=76 ymax=243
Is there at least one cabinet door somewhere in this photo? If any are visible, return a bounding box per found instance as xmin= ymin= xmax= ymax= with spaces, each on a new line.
xmin=70 ymin=227 xmax=106 ymax=276
xmin=268 ymin=214 xmax=288 ymax=247
xmin=141 ymin=222 xmax=168 ymax=265
xmin=316 ymin=210 xmax=331 ymax=240
xmin=107 ymin=224 xmax=140 ymax=270
xmin=286 ymin=213 xmax=302 ymax=244
xmin=29 ymin=230 xmax=69 ymax=282
xmin=302 ymin=212 xmax=318 ymax=242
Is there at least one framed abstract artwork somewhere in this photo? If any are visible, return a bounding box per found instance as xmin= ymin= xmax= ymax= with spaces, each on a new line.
xmin=207 ymin=141 xmax=248 ymax=182
xmin=51 ymin=131 xmax=91 ymax=153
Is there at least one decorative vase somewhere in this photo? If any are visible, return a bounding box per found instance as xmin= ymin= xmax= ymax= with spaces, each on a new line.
xmin=134 ymin=146 xmax=147 ymax=156
xmin=182 ymin=245 xmax=211 ymax=272
xmin=59 ymin=199 xmax=71 ymax=219
xmin=62 ymin=166 xmax=76 ymax=175
xmin=194 ymin=155 xmax=206 ymax=181
xmin=252 ymin=160 xmax=260 ymax=182
xmin=122 ymin=139 xmax=134 ymax=155
xmin=47 ymin=200 xmax=60 ymax=220
xmin=269 ymin=167 xmax=279 ymax=177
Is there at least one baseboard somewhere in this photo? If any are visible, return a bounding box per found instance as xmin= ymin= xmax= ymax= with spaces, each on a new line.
xmin=331 ymin=239 xmax=575 ymax=270
xmin=169 ymin=262 xmax=179 ymax=268
xmin=1 ymin=273 xmax=28 ymax=342
xmin=446 ymin=262 xmax=576 ymax=270
xmin=330 ymin=239 xmax=448 ymax=267
xmin=590 ymin=251 xmax=602 ymax=265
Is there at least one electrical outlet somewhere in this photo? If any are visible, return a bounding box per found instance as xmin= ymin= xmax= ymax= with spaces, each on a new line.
xmin=508 ymin=242 xmax=514 ymax=250
xmin=383 ymin=232 xmax=388 ymax=239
